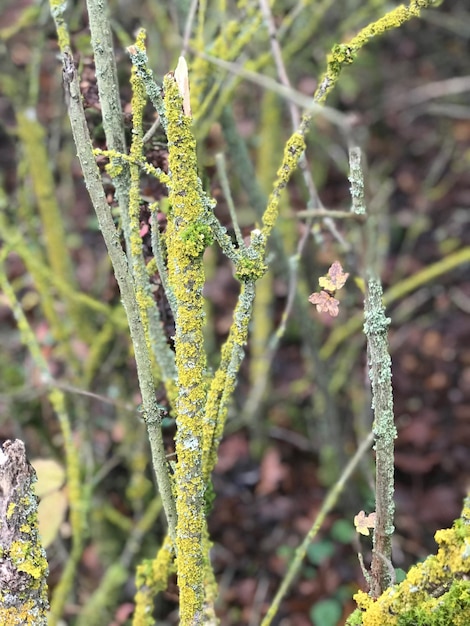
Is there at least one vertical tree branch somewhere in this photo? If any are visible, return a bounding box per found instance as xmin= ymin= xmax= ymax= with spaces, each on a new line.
xmin=364 ymin=278 xmax=396 ymax=597
xmin=85 ymin=0 xmax=132 ymax=249
xmin=163 ymin=69 xmax=209 ymax=625
xmin=203 ymin=282 xmax=256 ymax=480
xmin=351 ymin=143 xmax=396 ymax=597
xmin=127 ymin=34 xmax=178 ymax=388
xmin=54 ymin=39 xmax=177 ymax=541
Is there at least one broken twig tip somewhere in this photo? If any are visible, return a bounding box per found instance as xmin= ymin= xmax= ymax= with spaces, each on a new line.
xmin=174 ymin=56 xmax=192 ymax=117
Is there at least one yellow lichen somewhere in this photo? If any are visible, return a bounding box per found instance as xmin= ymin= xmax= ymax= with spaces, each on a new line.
xmin=49 ymin=0 xmax=71 ymax=51
xmin=262 ymin=132 xmax=306 ymax=236
xmin=7 ymin=502 xmax=16 ymax=519
xmin=163 ymin=69 xmax=209 ymax=625
xmin=9 ymin=539 xmax=48 ymax=581
xmin=316 ymin=2 xmax=434 ymax=104
xmin=347 ymin=497 xmax=470 ymax=625
xmin=0 ymin=599 xmax=44 ymax=625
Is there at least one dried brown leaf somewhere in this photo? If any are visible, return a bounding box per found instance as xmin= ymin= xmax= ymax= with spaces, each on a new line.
xmin=308 ymin=291 xmax=340 ymax=317
xmin=354 ymin=510 xmax=376 ymax=536
xmin=319 ymin=261 xmax=349 ymax=292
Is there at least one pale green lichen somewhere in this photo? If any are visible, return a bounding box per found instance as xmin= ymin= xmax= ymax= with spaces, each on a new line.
xmin=180 ymin=222 xmax=214 ymax=257
xmin=128 ymin=29 xmax=166 ymax=125
xmin=235 ymin=256 xmax=267 ymax=282
xmin=235 ymin=229 xmax=268 ymax=282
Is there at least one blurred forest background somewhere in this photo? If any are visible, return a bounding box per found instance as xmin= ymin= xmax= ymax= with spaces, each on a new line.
xmin=0 ymin=1 xmax=469 ymax=625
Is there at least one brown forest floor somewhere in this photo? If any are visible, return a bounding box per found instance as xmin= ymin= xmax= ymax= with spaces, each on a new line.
xmin=0 ymin=2 xmax=469 ymax=625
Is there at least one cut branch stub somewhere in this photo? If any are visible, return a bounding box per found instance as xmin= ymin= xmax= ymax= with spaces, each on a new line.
xmin=0 ymin=439 xmax=49 ymax=625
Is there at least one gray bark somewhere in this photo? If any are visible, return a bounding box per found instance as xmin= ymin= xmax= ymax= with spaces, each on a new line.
xmin=0 ymin=439 xmax=49 ymax=625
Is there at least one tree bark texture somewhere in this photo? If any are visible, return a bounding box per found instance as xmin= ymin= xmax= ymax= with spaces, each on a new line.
xmin=0 ymin=439 xmax=49 ymax=625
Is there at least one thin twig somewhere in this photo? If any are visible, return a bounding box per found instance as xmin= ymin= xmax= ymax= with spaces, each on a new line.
xmin=86 ymin=0 xmax=132 ymax=250
xmin=60 ymin=49 xmax=177 ymax=541
xmin=215 ymin=152 xmax=245 ymax=249
xmin=181 ymin=0 xmax=199 ymax=55
xmin=352 ymin=136 xmax=396 ymax=597
xmin=390 ymin=75 xmax=470 ymax=109
xmin=191 ymin=49 xmax=349 ymax=128
xmin=261 ymin=431 xmax=375 ymax=626
xmin=349 ymin=147 xmax=366 ymax=215
xmin=258 ymin=0 xmax=299 ymax=127
xmin=364 ymin=278 xmax=396 ymax=598
xmin=142 ymin=116 xmax=161 ymax=144
xmin=297 ymin=208 xmax=366 ymax=220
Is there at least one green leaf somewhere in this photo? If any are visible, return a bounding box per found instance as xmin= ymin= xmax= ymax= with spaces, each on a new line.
xmin=310 ymin=598 xmax=342 ymax=626
xmin=395 ymin=568 xmax=407 ymax=583
xmin=330 ymin=519 xmax=356 ymax=544
xmin=306 ymin=540 xmax=335 ymax=566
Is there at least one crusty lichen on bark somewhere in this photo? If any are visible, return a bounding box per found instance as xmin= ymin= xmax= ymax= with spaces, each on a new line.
xmin=0 ymin=439 xmax=49 ymax=625
xmin=347 ymin=496 xmax=470 ymax=626
xmin=163 ymin=69 xmax=208 ymax=626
